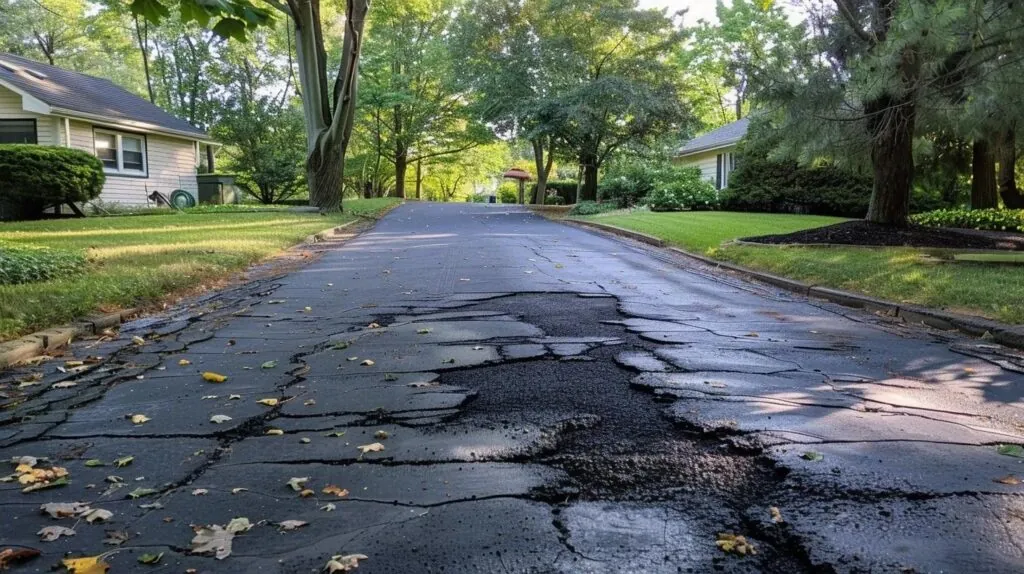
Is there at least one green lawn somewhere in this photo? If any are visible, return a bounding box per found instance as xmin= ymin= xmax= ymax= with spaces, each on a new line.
xmin=0 ymin=198 xmax=398 ymax=340
xmin=575 ymin=210 xmax=1024 ymax=325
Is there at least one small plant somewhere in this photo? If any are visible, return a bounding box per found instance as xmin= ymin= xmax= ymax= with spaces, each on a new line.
xmin=911 ymin=208 xmax=1024 ymax=232
xmin=0 ymin=242 xmax=86 ymax=285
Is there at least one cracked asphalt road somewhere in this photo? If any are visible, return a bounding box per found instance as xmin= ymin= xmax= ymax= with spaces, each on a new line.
xmin=3 ymin=202 xmax=1024 ymax=573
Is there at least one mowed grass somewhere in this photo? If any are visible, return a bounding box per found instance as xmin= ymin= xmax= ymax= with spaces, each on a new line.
xmin=580 ymin=210 xmax=846 ymax=252
xmin=575 ymin=210 xmax=1024 ymax=324
xmin=0 ymin=198 xmax=399 ymax=340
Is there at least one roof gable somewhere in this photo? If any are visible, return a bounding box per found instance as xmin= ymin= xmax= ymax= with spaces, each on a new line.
xmin=677 ymin=117 xmax=749 ymax=156
xmin=0 ymin=52 xmax=207 ymax=139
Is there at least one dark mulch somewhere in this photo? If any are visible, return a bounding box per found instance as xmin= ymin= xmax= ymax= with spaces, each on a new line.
xmin=742 ymin=220 xmax=1024 ymax=251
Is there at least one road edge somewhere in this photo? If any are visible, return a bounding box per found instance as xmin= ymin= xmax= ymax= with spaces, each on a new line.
xmin=566 ymin=218 xmax=1024 ymax=351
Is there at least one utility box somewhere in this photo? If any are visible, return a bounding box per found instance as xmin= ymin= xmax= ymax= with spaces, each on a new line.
xmin=197 ymin=174 xmax=240 ymax=204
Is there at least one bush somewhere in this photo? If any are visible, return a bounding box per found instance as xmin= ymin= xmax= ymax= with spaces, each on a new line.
xmin=568 ymin=200 xmax=619 ymax=216
xmin=911 ymin=208 xmax=1024 ymax=232
xmin=0 ymin=145 xmax=105 ymax=217
xmin=721 ymin=156 xmax=871 ymax=218
xmin=497 ymin=182 xmax=519 ymax=203
xmin=0 ymin=242 xmax=86 ymax=285
xmin=646 ymin=168 xmax=718 ymax=212
xmin=467 ymin=194 xmax=487 ymax=203
xmin=545 ymin=195 xmax=565 ymax=205
xmin=599 ymin=162 xmax=658 ymax=208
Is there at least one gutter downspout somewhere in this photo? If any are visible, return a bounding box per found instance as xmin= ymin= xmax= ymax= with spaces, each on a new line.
xmin=63 ymin=117 xmax=71 ymax=147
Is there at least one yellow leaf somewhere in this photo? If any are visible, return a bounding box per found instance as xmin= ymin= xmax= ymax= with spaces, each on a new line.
xmin=360 ymin=359 xmax=375 ymax=366
xmin=770 ymin=506 xmax=784 ymax=523
xmin=130 ymin=414 xmax=150 ymax=424
xmin=357 ymin=442 xmax=385 ymax=454
xmin=179 ymin=359 xmax=191 ymax=366
xmin=131 ymin=336 xmax=146 ymax=346
xmin=266 ymin=429 xmax=285 ymax=436
xmin=62 ymin=555 xmax=110 ymax=573
xmin=374 ymin=430 xmax=389 ymax=440
xmin=299 ymin=489 xmax=314 ymax=498
xmin=202 ymin=372 xmax=228 ymax=383
xmin=716 ymin=533 xmax=757 ymax=556
xmin=257 ymin=398 xmax=279 ymax=407
xmin=995 ymin=475 xmax=1022 ymax=485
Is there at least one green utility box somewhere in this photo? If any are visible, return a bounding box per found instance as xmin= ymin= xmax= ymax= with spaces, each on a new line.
xmin=197 ymin=174 xmax=240 ymax=204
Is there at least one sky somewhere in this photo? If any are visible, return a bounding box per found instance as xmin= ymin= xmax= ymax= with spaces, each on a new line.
xmin=637 ymin=0 xmax=806 ymax=25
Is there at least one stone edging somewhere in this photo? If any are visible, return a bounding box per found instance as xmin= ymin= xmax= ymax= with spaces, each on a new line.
xmin=726 ymin=238 xmax=1017 ymax=255
xmin=1 ymin=220 xmax=365 ymax=370
xmin=567 ymin=219 xmax=1024 ymax=351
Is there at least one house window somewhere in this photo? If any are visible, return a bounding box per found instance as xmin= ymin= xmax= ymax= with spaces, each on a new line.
xmin=93 ymin=129 xmax=147 ymax=176
xmin=0 ymin=119 xmax=37 ymax=144
xmin=716 ymin=152 xmax=737 ymax=190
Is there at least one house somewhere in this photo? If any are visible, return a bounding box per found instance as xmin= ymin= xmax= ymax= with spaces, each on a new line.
xmin=676 ymin=117 xmax=749 ymax=191
xmin=0 ymin=52 xmax=212 ymax=207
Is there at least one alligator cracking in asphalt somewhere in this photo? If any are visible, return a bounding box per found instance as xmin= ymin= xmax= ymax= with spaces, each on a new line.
xmin=4 ymin=271 xmax=1023 ymax=573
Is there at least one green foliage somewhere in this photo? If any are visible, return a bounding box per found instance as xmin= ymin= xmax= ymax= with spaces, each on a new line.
xmin=129 ymin=0 xmax=272 ymax=41
xmin=599 ymin=162 xmax=658 ymax=208
xmin=532 ymin=181 xmax=578 ymax=205
xmin=0 ymin=242 xmax=85 ymax=285
xmin=646 ymin=170 xmax=718 ymax=212
xmin=497 ymin=182 xmax=519 ymax=204
xmin=215 ymin=101 xmax=307 ymax=204
xmin=544 ymin=195 xmax=564 ymax=205
xmin=467 ymin=194 xmax=487 ymax=203
xmin=911 ymin=208 xmax=1024 ymax=233
xmin=0 ymin=145 xmax=105 ymax=215
xmin=568 ymin=201 xmax=618 ymax=216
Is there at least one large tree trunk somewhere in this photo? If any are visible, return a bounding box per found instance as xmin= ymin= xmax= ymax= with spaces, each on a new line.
xmin=864 ymin=63 xmax=917 ymax=226
xmin=394 ymin=143 xmax=408 ymax=199
xmin=532 ymin=137 xmax=555 ymax=205
xmin=579 ymin=152 xmax=598 ymax=202
xmin=308 ymin=139 xmax=344 ymax=212
xmin=415 ymin=159 xmax=423 ymax=200
xmin=999 ymin=127 xmax=1024 ymax=209
xmin=972 ymin=139 xmax=998 ymax=210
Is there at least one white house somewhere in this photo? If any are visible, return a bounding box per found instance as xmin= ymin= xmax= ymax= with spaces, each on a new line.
xmin=0 ymin=52 xmax=212 ymax=206
xmin=676 ymin=117 xmax=749 ymax=191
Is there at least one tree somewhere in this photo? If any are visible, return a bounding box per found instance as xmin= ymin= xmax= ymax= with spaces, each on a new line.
xmin=131 ymin=0 xmax=368 ymax=212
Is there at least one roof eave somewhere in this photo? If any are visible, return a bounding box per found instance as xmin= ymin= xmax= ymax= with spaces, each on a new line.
xmin=675 ymin=140 xmax=741 ymax=158
xmin=50 ymin=106 xmax=211 ymax=142
xmin=0 ymin=77 xmax=51 ymax=114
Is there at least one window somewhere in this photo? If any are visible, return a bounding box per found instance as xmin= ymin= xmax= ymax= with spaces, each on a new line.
xmin=93 ymin=129 xmax=147 ymax=176
xmin=716 ymin=152 xmax=737 ymax=190
xmin=0 ymin=119 xmax=37 ymax=144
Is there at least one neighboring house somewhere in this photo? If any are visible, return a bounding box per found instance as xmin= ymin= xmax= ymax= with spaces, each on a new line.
xmin=0 ymin=52 xmax=212 ymax=206
xmin=675 ymin=117 xmax=749 ymax=191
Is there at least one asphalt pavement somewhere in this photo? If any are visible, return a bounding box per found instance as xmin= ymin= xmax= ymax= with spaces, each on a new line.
xmin=2 ymin=202 xmax=1024 ymax=573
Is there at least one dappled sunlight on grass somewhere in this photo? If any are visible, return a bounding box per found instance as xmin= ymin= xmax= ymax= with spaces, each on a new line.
xmin=88 ymin=239 xmax=283 ymax=260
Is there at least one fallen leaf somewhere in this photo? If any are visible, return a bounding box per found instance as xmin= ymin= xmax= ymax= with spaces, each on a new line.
xmin=129 ymin=414 xmax=150 ymax=425
xmin=299 ymin=489 xmax=315 ymax=497
xmin=357 ymin=442 xmax=385 ymax=454
xmin=383 ymin=373 xmax=398 ymax=381
xmin=408 ymin=381 xmax=438 ymax=388
xmin=322 ymin=485 xmax=349 ymax=497
xmin=38 ymin=525 xmax=76 ymax=541
xmin=201 ymin=395 xmax=219 ymax=400
xmin=278 ymin=520 xmax=307 ymax=531
xmin=228 ymin=394 xmax=241 ymax=400
xmin=192 ymin=488 xmax=209 ymax=496
xmin=231 ymin=487 xmax=248 ymax=494
xmin=995 ymin=475 xmax=1022 ymax=485
xmin=261 ymin=361 xmax=278 ymax=369
xmin=113 ymin=456 xmax=133 ymax=468
xmin=320 ymin=503 xmax=336 ymax=512
xmin=325 ymin=431 xmax=346 ymax=437
xmin=202 ymin=372 xmax=228 ymax=383
xmin=131 ymin=336 xmax=146 ymax=346
xmin=22 ymin=475 xmax=68 ymax=493
xmin=210 ymin=415 xmax=232 ymax=424
xmin=178 ymin=359 xmax=191 ymax=366
xmin=367 ymin=322 xmax=381 ymax=329
xmin=304 ymin=399 xmax=316 ymax=406
xmin=374 ymin=430 xmax=389 ymax=440
xmin=304 ymin=306 xmax=312 ymax=312
xmin=190 ymin=524 xmax=239 ymax=560
xmin=53 ymin=381 xmax=78 ymax=389
xmin=61 ymin=555 xmax=109 ymax=573
xmin=441 ymin=358 xmax=455 ymax=364
xmin=127 ymin=487 xmax=158 ymax=499
xmin=137 ymin=552 xmax=163 ymax=565
xmin=40 ymin=502 xmax=90 ymax=518
xmin=137 ymin=502 xmax=162 ymax=509
xmin=770 ymin=506 xmax=784 ymax=523
xmin=325 ymin=554 xmax=369 ymax=572
xmin=332 ymin=342 xmax=349 ymax=350
xmin=997 ymin=444 xmax=1024 ymax=458
xmin=360 ymin=359 xmax=375 ymax=366
xmin=266 ymin=429 xmax=285 ymax=436
xmin=82 ymin=509 xmax=112 ymax=523
xmin=745 ymin=332 xmax=760 ymax=338
xmin=716 ymin=532 xmax=757 ymax=556
xmin=286 ymin=477 xmax=309 ymax=491
xmin=84 ymin=459 xmax=104 ymax=468
xmin=800 ymin=451 xmax=824 ymax=462
xmin=417 ymin=328 xmax=432 ymax=335
xmin=347 ymin=356 xmax=359 ymax=362
xmin=102 ymin=529 xmax=130 ymax=546
xmin=257 ymin=398 xmax=280 ymax=407
xmin=0 ymin=547 xmax=41 ymax=569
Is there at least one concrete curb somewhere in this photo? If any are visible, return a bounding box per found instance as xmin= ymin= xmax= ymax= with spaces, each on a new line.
xmin=727 ymin=238 xmax=1018 ymax=256
xmin=304 ymin=220 xmax=359 ymax=244
xmin=567 ymin=219 xmax=1024 ymax=351
xmin=0 ymin=309 xmax=136 ymax=369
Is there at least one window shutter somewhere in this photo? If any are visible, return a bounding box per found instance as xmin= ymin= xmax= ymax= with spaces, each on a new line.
xmin=715 ymin=154 xmax=723 ymax=190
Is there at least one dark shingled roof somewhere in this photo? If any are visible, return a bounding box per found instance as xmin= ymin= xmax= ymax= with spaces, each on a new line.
xmin=677 ymin=117 xmax=749 ymax=156
xmin=0 ymin=52 xmax=208 ymax=139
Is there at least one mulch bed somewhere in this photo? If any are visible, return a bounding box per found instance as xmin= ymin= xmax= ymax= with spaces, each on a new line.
xmin=741 ymin=220 xmax=1024 ymax=251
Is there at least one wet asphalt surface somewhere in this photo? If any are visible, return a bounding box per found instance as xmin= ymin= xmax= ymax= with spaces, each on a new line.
xmin=3 ymin=202 xmax=1024 ymax=573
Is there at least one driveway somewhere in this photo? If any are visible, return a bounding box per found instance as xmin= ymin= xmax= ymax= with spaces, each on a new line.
xmin=2 ymin=202 xmax=1024 ymax=573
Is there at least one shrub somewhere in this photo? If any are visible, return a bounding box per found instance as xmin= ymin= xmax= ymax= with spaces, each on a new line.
xmin=599 ymin=162 xmax=658 ymax=208
xmin=721 ymin=156 xmax=871 ymax=217
xmin=569 ymin=200 xmax=619 ymax=216
xmin=467 ymin=194 xmax=487 ymax=203
xmin=497 ymin=182 xmax=519 ymax=203
xmin=0 ymin=242 xmax=86 ymax=285
xmin=545 ymin=195 xmax=565 ymax=205
xmin=911 ymin=208 xmax=1024 ymax=232
xmin=531 ymin=180 xmax=578 ymax=204
xmin=0 ymin=145 xmax=105 ymax=217
xmin=646 ymin=168 xmax=718 ymax=212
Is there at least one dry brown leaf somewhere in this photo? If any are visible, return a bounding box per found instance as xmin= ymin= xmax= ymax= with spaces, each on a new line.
xmin=325 ymin=554 xmax=369 ymax=572
xmin=40 ymin=502 xmax=90 ymax=519
xmin=0 ymin=547 xmax=41 ymax=569
xmin=995 ymin=475 xmax=1022 ymax=485
xmin=357 ymin=442 xmax=385 ymax=454
xmin=322 ymin=485 xmax=349 ymax=497
xmin=38 ymin=525 xmax=76 ymax=541
xmin=278 ymin=520 xmax=307 ymax=531
xmin=299 ymin=489 xmax=315 ymax=498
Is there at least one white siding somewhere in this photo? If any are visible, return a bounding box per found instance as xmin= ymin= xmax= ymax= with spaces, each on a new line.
xmin=0 ymin=84 xmax=58 ymax=145
xmin=66 ymin=120 xmax=198 ymax=206
xmin=677 ymin=145 xmax=738 ymax=190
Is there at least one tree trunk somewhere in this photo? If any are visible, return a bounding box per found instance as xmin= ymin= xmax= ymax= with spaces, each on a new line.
xmin=415 ymin=159 xmax=422 ymax=199
xmin=579 ymin=152 xmax=599 ymax=202
xmin=532 ymin=137 xmax=554 ymax=205
xmin=394 ymin=143 xmax=408 ymax=199
xmin=308 ymin=138 xmax=344 ymax=212
xmin=972 ymin=139 xmax=998 ymax=210
xmin=133 ymin=15 xmax=156 ymax=104
xmin=864 ymin=92 xmax=915 ymax=226
xmin=206 ymin=145 xmax=215 ymax=173
xmin=999 ymin=128 xmax=1024 ymax=209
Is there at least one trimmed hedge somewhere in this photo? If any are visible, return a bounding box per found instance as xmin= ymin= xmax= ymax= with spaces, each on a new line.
xmin=911 ymin=208 xmax=1024 ymax=232
xmin=0 ymin=145 xmax=105 ymax=217
xmin=531 ymin=180 xmax=578 ymax=204
xmin=646 ymin=167 xmax=718 ymax=211
xmin=722 ymin=157 xmax=872 ymax=218
xmin=568 ymin=201 xmax=619 ymax=216
xmin=0 ymin=242 xmax=86 ymax=285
